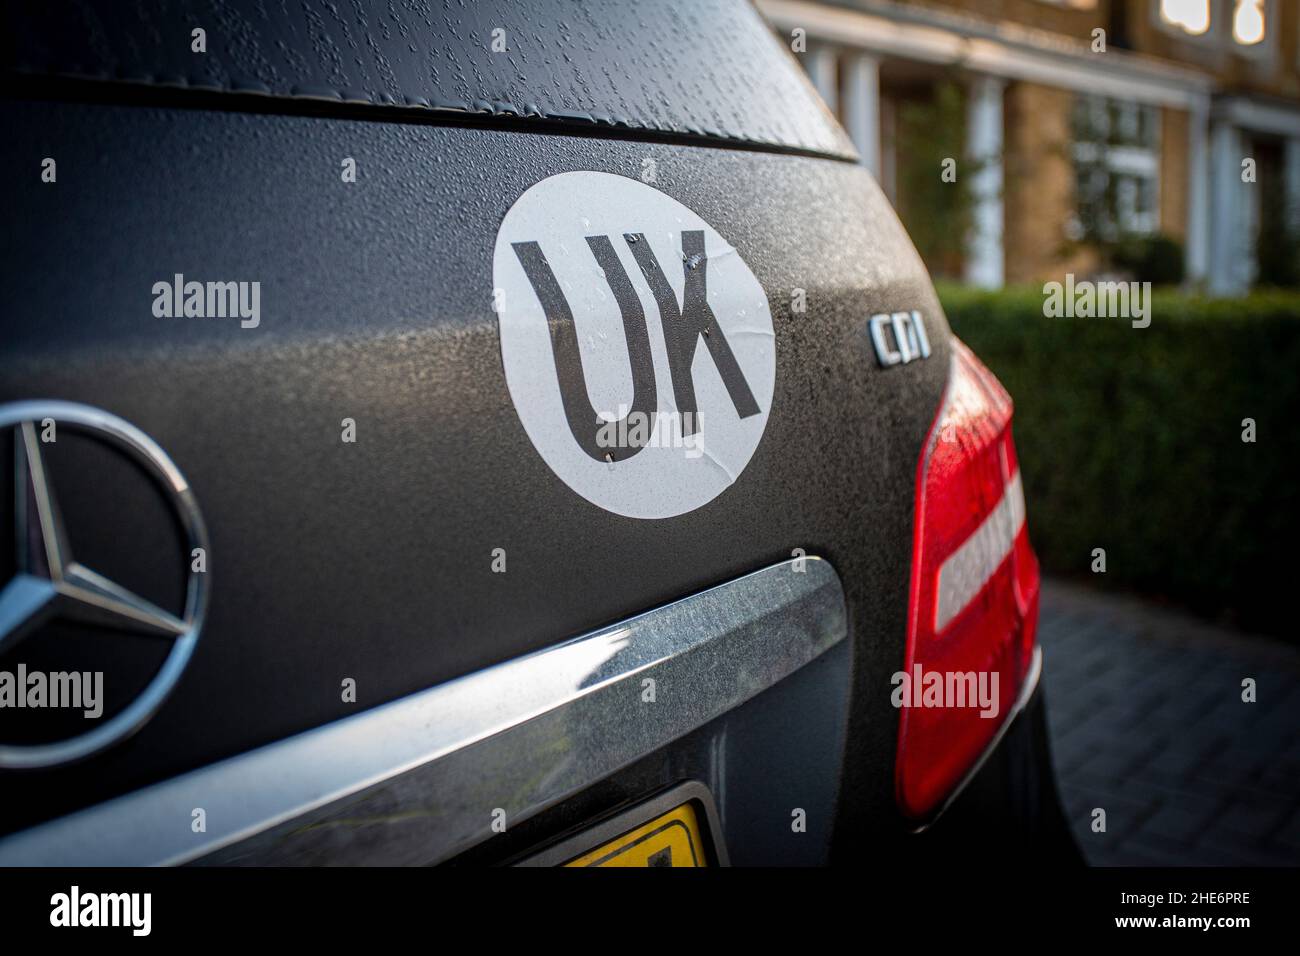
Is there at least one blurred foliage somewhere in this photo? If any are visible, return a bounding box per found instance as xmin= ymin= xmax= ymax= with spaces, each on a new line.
xmin=938 ymin=282 xmax=1300 ymax=637
xmin=1107 ymin=234 xmax=1185 ymax=286
xmin=896 ymin=81 xmax=975 ymax=277
xmin=1255 ymin=199 xmax=1300 ymax=289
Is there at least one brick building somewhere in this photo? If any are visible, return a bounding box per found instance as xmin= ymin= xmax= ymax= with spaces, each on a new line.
xmin=759 ymin=0 xmax=1300 ymax=294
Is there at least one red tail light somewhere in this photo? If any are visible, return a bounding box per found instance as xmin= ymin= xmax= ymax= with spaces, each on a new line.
xmin=895 ymin=338 xmax=1040 ymax=822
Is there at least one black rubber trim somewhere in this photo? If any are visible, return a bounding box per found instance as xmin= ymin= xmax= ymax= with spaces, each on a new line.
xmin=1 ymin=73 xmax=859 ymax=164
xmin=3 ymin=0 xmax=858 ymax=161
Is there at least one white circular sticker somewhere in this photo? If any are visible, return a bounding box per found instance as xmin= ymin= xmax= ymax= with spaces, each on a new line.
xmin=493 ymin=171 xmax=775 ymax=519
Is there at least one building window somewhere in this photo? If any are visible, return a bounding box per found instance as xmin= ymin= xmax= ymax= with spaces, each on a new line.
xmin=1154 ymin=0 xmax=1273 ymax=55
xmin=1159 ymin=0 xmax=1211 ymax=35
xmin=1070 ymin=97 xmax=1161 ymax=241
xmin=1232 ymin=0 xmax=1266 ymax=45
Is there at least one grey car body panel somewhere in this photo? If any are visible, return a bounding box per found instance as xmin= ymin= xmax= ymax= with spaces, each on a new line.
xmin=0 ymin=3 xmax=951 ymax=852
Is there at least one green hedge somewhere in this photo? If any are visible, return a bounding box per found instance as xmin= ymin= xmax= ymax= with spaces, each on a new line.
xmin=939 ymin=283 xmax=1300 ymax=637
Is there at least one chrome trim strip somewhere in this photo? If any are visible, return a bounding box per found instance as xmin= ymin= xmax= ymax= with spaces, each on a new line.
xmin=0 ymin=557 xmax=846 ymax=866
xmin=909 ymin=644 xmax=1044 ymax=833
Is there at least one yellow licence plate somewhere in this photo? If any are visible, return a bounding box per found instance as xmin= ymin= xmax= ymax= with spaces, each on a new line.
xmin=564 ymin=802 xmax=708 ymax=868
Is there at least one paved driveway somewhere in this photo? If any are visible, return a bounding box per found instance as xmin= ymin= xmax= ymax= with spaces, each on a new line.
xmin=1039 ymin=579 xmax=1300 ymax=866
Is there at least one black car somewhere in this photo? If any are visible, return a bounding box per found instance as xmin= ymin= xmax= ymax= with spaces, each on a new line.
xmin=0 ymin=0 xmax=1075 ymax=868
